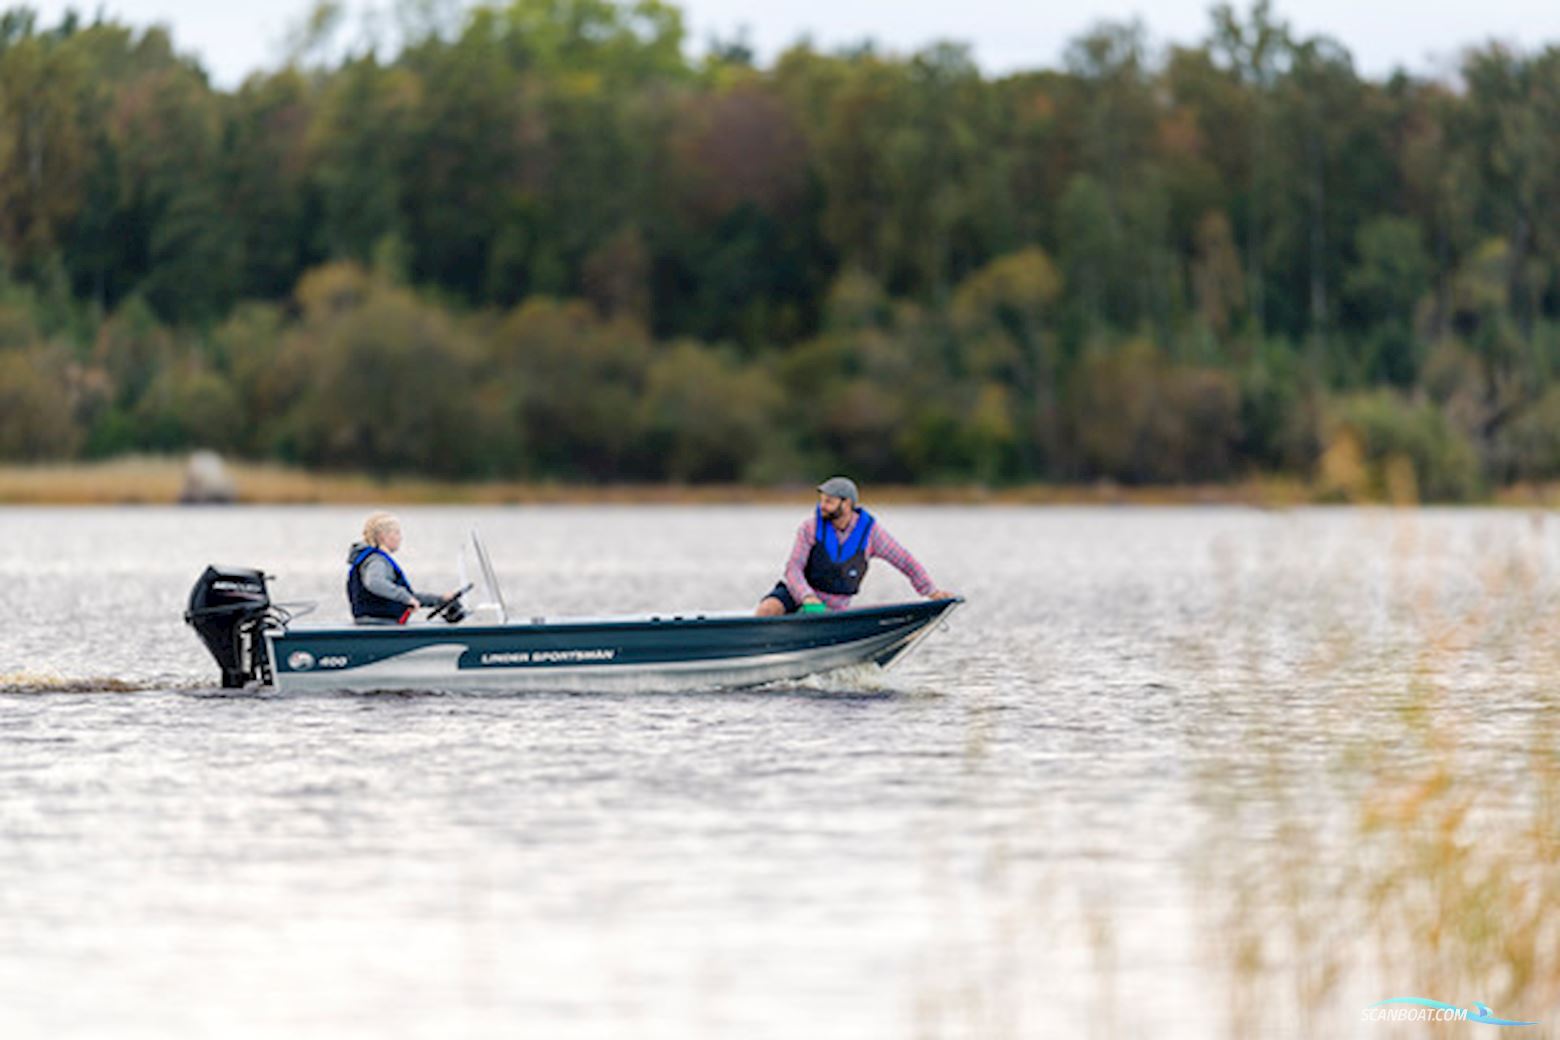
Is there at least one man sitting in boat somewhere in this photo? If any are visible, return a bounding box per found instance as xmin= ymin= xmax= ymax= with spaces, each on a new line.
xmin=756 ymin=477 xmax=954 ymax=615
xmin=347 ymin=512 xmax=447 ymax=624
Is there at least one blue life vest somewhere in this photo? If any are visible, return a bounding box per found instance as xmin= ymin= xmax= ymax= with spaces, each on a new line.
xmin=347 ymin=545 xmax=413 ymax=621
xmin=804 ymin=507 xmax=875 ymax=596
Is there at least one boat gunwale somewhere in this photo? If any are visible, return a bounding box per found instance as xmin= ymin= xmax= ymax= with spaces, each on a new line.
xmin=269 ymin=597 xmax=964 ymax=641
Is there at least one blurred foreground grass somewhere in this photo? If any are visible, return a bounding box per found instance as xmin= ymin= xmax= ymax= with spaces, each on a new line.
xmin=910 ymin=509 xmax=1560 ymax=1039
xmin=1188 ymin=512 xmax=1560 ymax=1037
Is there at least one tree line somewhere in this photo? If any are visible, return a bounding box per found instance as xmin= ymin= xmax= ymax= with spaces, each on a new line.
xmin=0 ymin=0 xmax=1557 ymax=497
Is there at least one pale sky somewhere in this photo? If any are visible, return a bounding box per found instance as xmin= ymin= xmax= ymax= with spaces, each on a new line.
xmin=25 ymin=0 xmax=1560 ymax=87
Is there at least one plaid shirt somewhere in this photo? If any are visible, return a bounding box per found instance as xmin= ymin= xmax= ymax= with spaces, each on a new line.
xmin=784 ymin=511 xmax=937 ymax=610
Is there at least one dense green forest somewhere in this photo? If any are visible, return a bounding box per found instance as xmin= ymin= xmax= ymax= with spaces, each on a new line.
xmin=0 ymin=0 xmax=1557 ymax=496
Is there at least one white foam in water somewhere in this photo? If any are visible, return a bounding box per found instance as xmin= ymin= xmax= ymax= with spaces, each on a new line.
xmin=765 ymin=662 xmax=894 ymax=694
xmin=0 ymin=671 xmax=149 ymax=693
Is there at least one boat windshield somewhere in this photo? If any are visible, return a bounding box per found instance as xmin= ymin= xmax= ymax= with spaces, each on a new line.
xmin=465 ymin=528 xmax=509 ymax=623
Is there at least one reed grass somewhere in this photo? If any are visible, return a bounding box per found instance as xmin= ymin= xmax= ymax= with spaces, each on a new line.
xmin=0 ymin=456 xmax=1316 ymax=506
xmin=898 ymin=511 xmax=1560 ymax=1038
xmin=1188 ymin=510 xmax=1560 ymax=1038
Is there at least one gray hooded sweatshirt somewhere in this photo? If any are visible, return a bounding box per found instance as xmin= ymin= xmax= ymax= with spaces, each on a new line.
xmin=347 ymin=541 xmax=436 ymax=608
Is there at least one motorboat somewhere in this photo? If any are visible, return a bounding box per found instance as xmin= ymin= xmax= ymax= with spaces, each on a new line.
xmin=184 ymin=533 xmax=963 ymax=693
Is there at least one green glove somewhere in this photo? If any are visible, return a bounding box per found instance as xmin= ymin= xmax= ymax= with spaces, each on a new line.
xmin=798 ymin=601 xmax=828 ymax=615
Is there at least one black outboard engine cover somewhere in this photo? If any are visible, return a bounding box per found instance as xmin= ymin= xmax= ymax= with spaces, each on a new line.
xmin=185 ymin=566 xmax=272 ymax=688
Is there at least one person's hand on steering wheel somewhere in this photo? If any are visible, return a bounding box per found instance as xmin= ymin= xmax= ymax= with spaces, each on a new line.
xmin=426 ymin=584 xmax=474 ymax=623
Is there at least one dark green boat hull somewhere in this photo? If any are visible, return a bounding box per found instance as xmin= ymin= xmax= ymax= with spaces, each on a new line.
xmin=265 ymin=599 xmax=962 ymax=692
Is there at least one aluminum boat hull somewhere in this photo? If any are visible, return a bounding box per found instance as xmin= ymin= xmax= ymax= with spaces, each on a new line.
xmin=264 ymin=598 xmax=962 ymax=693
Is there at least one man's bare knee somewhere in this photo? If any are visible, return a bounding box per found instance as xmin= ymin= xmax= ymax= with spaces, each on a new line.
xmin=755 ymin=596 xmax=785 ymax=617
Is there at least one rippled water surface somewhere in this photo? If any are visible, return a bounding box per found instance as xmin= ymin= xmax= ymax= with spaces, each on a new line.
xmin=4 ymin=505 xmax=1560 ymax=1038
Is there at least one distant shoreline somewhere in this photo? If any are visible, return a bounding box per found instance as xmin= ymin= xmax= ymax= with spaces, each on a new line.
xmin=1 ymin=457 xmax=1557 ymax=508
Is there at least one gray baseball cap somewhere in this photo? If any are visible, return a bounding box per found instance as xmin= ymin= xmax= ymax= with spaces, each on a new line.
xmin=817 ymin=476 xmax=860 ymax=504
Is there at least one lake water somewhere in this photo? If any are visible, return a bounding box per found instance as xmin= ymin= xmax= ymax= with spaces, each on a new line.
xmin=3 ymin=505 xmax=1558 ymax=1038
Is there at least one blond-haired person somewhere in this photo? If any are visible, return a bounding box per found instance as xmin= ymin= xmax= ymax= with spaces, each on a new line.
xmin=347 ymin=512 xmax=445 ymax=624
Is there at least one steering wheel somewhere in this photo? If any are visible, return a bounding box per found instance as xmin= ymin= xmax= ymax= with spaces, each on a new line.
xmin=426 ymin=583 xmax=475 ymax=623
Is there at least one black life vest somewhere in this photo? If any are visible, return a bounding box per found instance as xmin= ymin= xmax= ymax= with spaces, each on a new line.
xmin=348 ymin=545 xmax=413 ymax=621
xmin=804 ymin=507 xmax=875 ymax=596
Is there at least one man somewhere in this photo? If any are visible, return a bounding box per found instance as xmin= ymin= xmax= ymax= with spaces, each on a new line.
xmin=756 ymin=477 xmax=955 ymax=615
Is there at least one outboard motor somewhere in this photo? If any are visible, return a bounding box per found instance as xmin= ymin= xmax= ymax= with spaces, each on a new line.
xmin=185 ymin=566 xmax=274 ymax=688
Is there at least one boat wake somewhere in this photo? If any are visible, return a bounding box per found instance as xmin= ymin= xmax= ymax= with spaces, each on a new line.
xmin=752 ymin=662 xmax=898 ymax=696
xmin=0 ymin=672 xmax=201 ymax=694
